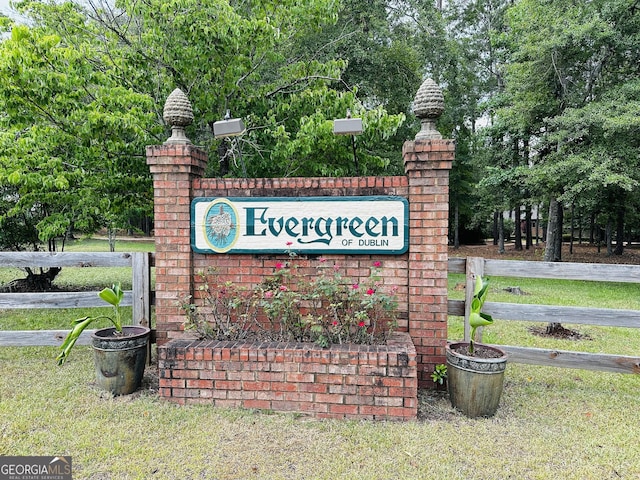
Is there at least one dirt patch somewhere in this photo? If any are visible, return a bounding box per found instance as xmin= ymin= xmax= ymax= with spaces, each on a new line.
xmin=503 ymin=286 xmax=529 ymax=295
xmin=0 ymin=281 xmax=105 ymax=293
xmin=418 ymin=389 xmax=457 ymax=421
xmin=96 ymin=364 xmax=160 ymax=401
xmin=140 ymin=365 xmax=160 ymax=394
xmin=528 ymin=325 xmax=592 ymax=341
xmin=450 ymin=342 xmax=505 ymax=358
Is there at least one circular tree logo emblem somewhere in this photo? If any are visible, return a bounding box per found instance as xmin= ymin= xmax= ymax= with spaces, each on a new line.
xmin=204 ymin=199 xmax=239 ymax=252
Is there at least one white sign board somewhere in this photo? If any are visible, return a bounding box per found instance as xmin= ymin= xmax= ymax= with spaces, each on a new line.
xmin=191 ymin=196 xmax=409 ymax=254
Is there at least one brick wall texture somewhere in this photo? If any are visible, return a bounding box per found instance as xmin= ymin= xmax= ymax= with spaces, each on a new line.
xmin=147 ymin=138 xmax=453 ymax=414
xmin=159 ymin=332 xmax=417 ymax=421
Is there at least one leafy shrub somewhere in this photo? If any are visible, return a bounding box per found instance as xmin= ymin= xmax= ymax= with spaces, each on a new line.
xmin=181 ymin=252 xmax=398 ymax=346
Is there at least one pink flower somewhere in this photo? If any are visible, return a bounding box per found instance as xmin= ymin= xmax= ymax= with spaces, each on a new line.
xmin=332 ymin=321 xmax=338 ymax=327
xmin=264 ymin=291 xmax=274 ymax=299
xmin=372 ymin=261 xmax=381 ymax=268
xmin=279 ymin=285 xmax=288 ymax=292
xmin=333 ymin=264 xmax=340 ymax=271
xmin=358 ymin=321 xmax=366 ymax=328
xmin=352 ymin=283 xmax=359 ymax=290
xmin=319 ymin=257 xmax=327 ymax=263
xmin=275 ymin=262 xmax=284 ymax=270
xmin=366 ymin=288 xmax=375 ymax=295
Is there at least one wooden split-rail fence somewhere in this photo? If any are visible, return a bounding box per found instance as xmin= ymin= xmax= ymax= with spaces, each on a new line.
xmin=0 ymin=251 xmax=638 ymax=375
xmin=449 ymin=256 xmax=640 ymax=375
xmin=0 ymin=252 xmax=153 ymax=347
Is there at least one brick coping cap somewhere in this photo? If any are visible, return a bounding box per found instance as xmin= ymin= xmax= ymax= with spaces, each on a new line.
xmin=160 ymin=331 xmax=415 ymax=354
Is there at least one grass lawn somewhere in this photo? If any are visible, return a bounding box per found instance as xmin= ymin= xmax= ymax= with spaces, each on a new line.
xmin=1 ymin=345 xmax=639 ymax=479
xmin=1 ymin=239 xmax=640 ymax=478
xmin=64 ymin=236 xmax=155 ymax=253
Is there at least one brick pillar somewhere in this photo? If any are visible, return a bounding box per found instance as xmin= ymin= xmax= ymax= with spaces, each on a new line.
xmin=146 ymin=144 xmax=207 ymax=345
xmin=404 ymin=139 xmax=454 ymax=387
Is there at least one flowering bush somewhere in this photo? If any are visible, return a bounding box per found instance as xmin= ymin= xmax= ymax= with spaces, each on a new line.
xmin=182 ymin=252 xmax=398 ymax=346
xmin=181 ymin=275 xmax=259 ymax=341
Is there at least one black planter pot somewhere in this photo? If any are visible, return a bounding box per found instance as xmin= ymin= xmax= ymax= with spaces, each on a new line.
xmin=91 ymin=325 xmax=151 ymax=395
xmin=445 ymin=342 xmax=507 ymax=418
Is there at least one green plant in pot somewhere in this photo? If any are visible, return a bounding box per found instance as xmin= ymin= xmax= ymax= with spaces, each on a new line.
xmin=57 ymin=283 xmax=150 ymax=395
xmin=445 ymin=275 xmax=507 ymax=418
xmin=468 ymin=274 xmax=495 ymax=355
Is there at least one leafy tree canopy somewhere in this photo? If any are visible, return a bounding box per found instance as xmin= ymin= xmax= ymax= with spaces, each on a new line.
xmin=0 ymin=0 xmax=406 ymax=251
xmin=0 ymin=22 xmax=159 ymax=249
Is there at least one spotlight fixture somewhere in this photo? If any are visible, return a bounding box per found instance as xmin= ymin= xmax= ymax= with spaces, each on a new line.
xmin=333 ymin=109 xmax=363 ymax=135
xmin=213 ymin=110 xmax=245 ymax=138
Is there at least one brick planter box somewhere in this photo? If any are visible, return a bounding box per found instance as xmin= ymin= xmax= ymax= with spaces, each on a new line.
xmin=158 ymin=332 xmax=417 ymax=421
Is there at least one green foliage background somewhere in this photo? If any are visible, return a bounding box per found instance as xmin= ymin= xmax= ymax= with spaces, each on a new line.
xmin=1 ymin=0 xmax=639 ymax=254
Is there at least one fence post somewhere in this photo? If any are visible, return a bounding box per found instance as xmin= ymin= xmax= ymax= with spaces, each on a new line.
xmin=131 ymin=252 xmax=151 ymax=327
xmin=465 ymin=257 xmax=485 ymax=342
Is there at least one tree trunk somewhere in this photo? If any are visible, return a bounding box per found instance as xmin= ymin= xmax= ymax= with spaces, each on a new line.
xmin=555 ymin=203 xmax=564 ymax=261
xmin=569 ymin=204 xmax=574 ymax=254
xmin=493 ymin=211 xmax=499 ymax=245
xmin=577 ymin=210 xmax=583 ymax=244
xmin=498 ymin=214 xmax=505 ymax=254
xmin=614 ymin=203 xmax=625 ymax=255
xmin=217 ymin=139 xmax=230 ymax=176
xmin=525 ymin=205 xmax=532 ymax=249
xmin=597 ymin=222 xmax=602 ymax=253
xmin=0 ymin=267 xmax=62 ymax=293
xmin=545 ymin=322 xmax=564 ymax=335
xmin=108 ymin=228 xmax=116 ymax=253
xmin=544 ymin=199 xmax=563 ymax=332
xmin=541 ymin=201 xmax=547 ymax=244
xmin=544 ymin=198 xmax=562 ymax=262
xmin=536 ymin=203 xmax=542 ymax=245
xmin=514 ymin=207 xmax=523 ymax=251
